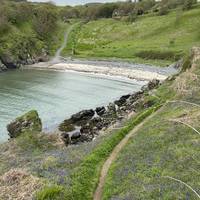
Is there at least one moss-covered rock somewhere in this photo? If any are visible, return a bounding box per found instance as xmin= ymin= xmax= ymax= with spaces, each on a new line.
xmin=7 ymin=110 xmax=42 ymax=138
xmin=59 ymin=119 xmax=75 ymax=132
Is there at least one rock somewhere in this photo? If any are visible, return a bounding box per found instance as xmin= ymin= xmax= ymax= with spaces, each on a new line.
xmin=71 ymin=131 xmax=81 ymax=140
xmin=61 ymin=132 xmax=71 ymax=145
xmin=107 ymin=103 xmax=116 ymax=113
xmin=7 ymin=110 xmax=42 ymax=138
xmin=95 ymin=106 xmax=106 ymax=116
xmin=0 ymin=54 xmax=20 ymax=69
xmin=61 ymin=130 xmax=81 ymax=145
xmin=142 ymin=79 xmax=160 ymax=92
xmin=148 ymin=79 xmax=160 ymax=90
xmin=0 ymin=60 xmax=7 ymax=72
xmin=79 ymin=124 xmax=94 ymax=142
xmin=114 ymin=94 xmax=131 ymax=107
xmin=59 ymin=119 xmax=75 ymax=132
xmin=71 ymin=109 xmax=95 ymax=125
xmin=170 ymin=59 xmax=183 ymax=69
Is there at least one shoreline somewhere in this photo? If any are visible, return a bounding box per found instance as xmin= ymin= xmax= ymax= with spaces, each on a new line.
xmin=27 ymin=58 xmax=178 ymax=81
xmin=1 ymin=59 xmax=178 ymax=144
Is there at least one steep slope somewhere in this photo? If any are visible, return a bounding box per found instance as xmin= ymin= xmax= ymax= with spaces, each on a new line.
xmin=102 ymin=47 xmax=200 ymax=199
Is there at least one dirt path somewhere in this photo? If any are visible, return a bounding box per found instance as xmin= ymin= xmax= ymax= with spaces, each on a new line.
xmin=93 ymin=109 xmax=161 ymax=200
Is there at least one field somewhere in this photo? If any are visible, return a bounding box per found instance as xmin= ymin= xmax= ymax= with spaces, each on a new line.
xmin=63 ymin=5 xmax=200 ymax=66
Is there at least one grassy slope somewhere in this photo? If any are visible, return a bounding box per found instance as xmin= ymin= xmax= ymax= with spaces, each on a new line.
xmin=0 ymin=20 xmax=70 ymax=61
xmin=103 ymin=64 xmax=200 ymax=199
xmin=63 ymin=5 xmax=200 ymax=66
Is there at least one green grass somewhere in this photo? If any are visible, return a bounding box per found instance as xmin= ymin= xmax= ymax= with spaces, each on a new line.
xmin=36 ymin=185 xmax=64 ymax=200
xmin=102 ymin=64 xmax=200 ymax=199
xmin=36 ymin=105 xmax=161 ymax=200
xmin=0 ymin=20 xmax=71 ymax=62
xmin=62 ymin=6 xmax=200 ymax=66
xmin=48 ymin=21 xmax=71 ymax=56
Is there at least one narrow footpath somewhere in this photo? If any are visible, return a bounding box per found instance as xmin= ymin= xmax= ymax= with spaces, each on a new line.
xmin=93 ymin=108 xmax=162 ymax=200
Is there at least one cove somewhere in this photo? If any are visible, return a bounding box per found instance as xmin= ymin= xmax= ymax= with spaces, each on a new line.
xmin=0 ymin=68 xmax=146 ymax=142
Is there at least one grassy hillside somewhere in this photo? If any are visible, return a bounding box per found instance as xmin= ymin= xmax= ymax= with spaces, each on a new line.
xmin=63 ymin=5 xmax=200 ymax=66
xmin=102 ymin=50 xmax=200 ymax=199
xmin=0 ymin=1 xmax=72 ymax=67
xmin=0 ymin=20 xmax=70 ymax=61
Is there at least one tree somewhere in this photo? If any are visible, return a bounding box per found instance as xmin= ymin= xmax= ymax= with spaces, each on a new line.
xmin=183 ymin=0 xmax=197 ymax=10
xmin=33 ymin=5 xmax=58 ymax=38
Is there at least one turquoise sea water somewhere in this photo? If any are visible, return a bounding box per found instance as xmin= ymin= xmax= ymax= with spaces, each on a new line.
xmin=0 ymin=68 xmax=146 ymax=142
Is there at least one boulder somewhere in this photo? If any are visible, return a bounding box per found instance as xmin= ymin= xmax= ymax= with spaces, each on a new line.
xmin=0 ymin=60 xmax=7 ymax=72
xmin=71 ymin=109 xmax=95 ymax=125
xmin=114 ymin=94 xmax=131 ymax=107
xmin=0 ymin=54 xmax=20 ymax=69
xmin=61 ymin=131 xmax=81 ymax=145
xmin=61 ymin=132 xmax=71 ymax=145
xmin=71 ymin=131 xmax=81 ymax=140
xmin=59 ymin=119 xmax=75 ymax=132
xmin=95 ymin=106 xmax=106 ymax=116
xmin=148 ymin=79 xmax=160 ymax=90
xmin=107 ymin=103 xmax=116 ymax=113
xmin=7 ymin=110 xmax=42 ymax=138
xmin=142 ymin=79 xmax=160 ymax=92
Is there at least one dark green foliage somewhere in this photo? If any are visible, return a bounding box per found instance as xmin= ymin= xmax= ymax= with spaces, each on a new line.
xmin=33 ymin=5 xmax=58 ymax=39
xmin=135 ymin=50 xmax=182 ymax=61
xmin=36 ymin=185 xmax=64 ymax=200
xmin=0 ymin=0 xmax=67 ymax=65
xmin=0 ymin=10 xmax=9 ymax=34
xmin=183 ymin=0 xmax=197 ymax=10
xmin=181 ymin=52 xmax=192 ymax=71
xmin=158 ymin=5 xmax=169 ymax=15
xmin=127 ymin=11 xmax=138 ymax=22
xmin=60 ymin=6 xmax=80 ymax=20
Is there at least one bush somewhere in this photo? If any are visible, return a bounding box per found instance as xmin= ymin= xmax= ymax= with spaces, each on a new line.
xmin=183 ymin=0 xmax=197 ymax=10
xmin=181 ymin=52 xmax=192 ymax=72
xmin=33 ymin=5 xmax=58 ymax=39
xmin=36 ymin=185 xmax=64 ymax=200
xmin=127 ymin=11 xmax=138 ymax=22
xmin=158 ymin=5 xmax=169 ymax=15
xmin=135 ymin=50 xmax=182 ymax=61
xmin=16 ymin=131 xmax=54 ymax=152
xmin=0 ymin=14 xmax=9 ymax=34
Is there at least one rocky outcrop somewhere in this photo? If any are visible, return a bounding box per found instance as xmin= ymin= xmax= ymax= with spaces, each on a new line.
xmin=60 ymin=79 xmax=161 ymax=145
xmin=95 ymin=107 xmax=106 ymax=116
xmin=141 ymin=79 xmax=160 ymax=92
xmin=7 ymin=110 xmax=42 ymax=138
xmin=0 ymin=60 xmax=7 ymax=72
xmin=71 ymin=109 xmax=95 ymax=125
xmin=0 ymin=48 xmax=49 ymax=72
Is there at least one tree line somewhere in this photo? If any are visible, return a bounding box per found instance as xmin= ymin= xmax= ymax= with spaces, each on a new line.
xmin=60 ymin=0 xmax=197 ymax=21
xmin=0 ymin=0 xmax=197 ymax=38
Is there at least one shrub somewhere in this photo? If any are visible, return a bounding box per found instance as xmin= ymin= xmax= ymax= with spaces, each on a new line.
xmin=135 ymin=50 xmax=182 ymax=61
xmin=158 ymin=5 xmax=169 ymax=15
xmin=0 ymin=14 xmax=9 ymax=34
xmin=36 ymin=185 xmax=64 ymax=200
xmin=181 ymin=52 xmax=192 ymax=72
xmin=183 ymin=0 xmax=197 ymax=10
xmin=16 ymin=131 xmax=54 ymax=152
xmin=127 ymin=11 xmax=138 ymax=22
xmin=33 ymin=5 xmax=58 ymax=39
